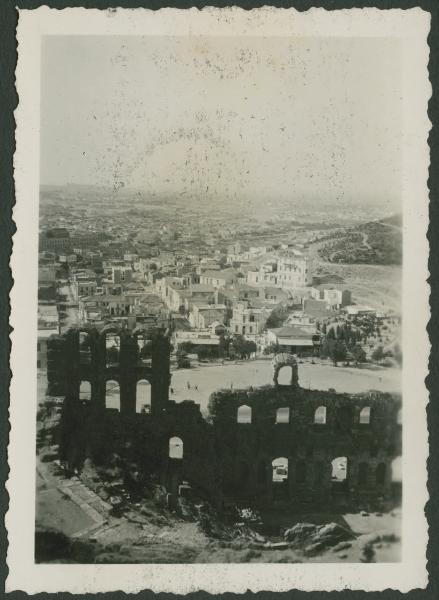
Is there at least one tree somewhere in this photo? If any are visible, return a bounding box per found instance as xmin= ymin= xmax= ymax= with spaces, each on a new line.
xmin=372 ymin=346 xmax=385 ymax=363
xmin=178 ymin=341 xmax=193 ymax=354
xmin=265 ymin=306 xmax=289 ymax=329
xmin=230 ymin=335 xmax=246 ymax=359
xmin=350 ymin=344 xmax=366 ymax=366
xmin=244 ymin=340 xmax=257 ymax=358
xmin=264 ymin=343 xmax=280 ymax=356
xmin=321 ymin=338 xmax=347 ymax=366
xmin=218 ymin=334 xmax=230 ymax=358
xmin=326 ymin=327 xmax=336 ymax=340
xmin=176 ymin=349 xmax=191 ymax=369
xmin=178 ymin=304 xmax=186 ymax=316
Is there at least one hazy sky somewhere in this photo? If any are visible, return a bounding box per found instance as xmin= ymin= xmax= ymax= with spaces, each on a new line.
xmin=41 ymin=35 xmax=402 ymax=210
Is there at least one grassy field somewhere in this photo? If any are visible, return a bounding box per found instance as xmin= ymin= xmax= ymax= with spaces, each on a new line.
xmin=168 ymin=359 xmax=401 ymax=416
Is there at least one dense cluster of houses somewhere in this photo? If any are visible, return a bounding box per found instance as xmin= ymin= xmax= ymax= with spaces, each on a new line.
xmin=37 ymin=223 xmax=368 ymax=364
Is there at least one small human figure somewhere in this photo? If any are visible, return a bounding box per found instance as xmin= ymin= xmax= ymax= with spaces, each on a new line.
xmin=195 ymin=385 xmax=198 ymax=391
xmin=230 ymin=383 xmax=234 ymax=391
xmin=187 ymin=381 xmax=190 ymax=390
xmin=170 ymin=387 xmax=174 ymax=394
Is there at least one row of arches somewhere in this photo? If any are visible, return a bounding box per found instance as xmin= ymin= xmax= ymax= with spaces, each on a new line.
xmin=240 ymin=456 xmax=398 ymax=487
xmin=236 ymin=404 xmax=380 ymax=425
xmin=79 ymin=379 xmax=152 ymax=413
xmin=79 ymin=331 xmax=154 ymax=368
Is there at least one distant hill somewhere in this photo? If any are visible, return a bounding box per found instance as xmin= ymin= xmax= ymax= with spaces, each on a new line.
xmin=317 ymin=214 xmax=402 ymax=265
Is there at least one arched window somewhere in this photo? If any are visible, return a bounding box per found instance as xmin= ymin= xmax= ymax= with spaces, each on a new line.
xmin=275 ymin=407 xmax=290 ymax=424
xmin=79 ymin=332 xmax=92 ymax=364
xmin=376 ymin=462 xmax=386 ymax=485
xmin=391 ymin=456 xmax=401 ymax=482
xmin=105 ymin=379 xmax=120 ymax=411
xmin=237 ymin=404 xmax=252 ymax=424
xmin=359 ymin=407 xmax=371 ymax=424
xmin=169 ymin=436 xmax=183 ymax=459
xmin=79 ymin=380 xmax=91 ymax=401
xmin=331 ymin=456 xmax=348 ymax=482
xmin=136 ymin=379 xmax=151 ymax=413
xmin=105 ymin=334 xmax=120 ymax=366
xmin=314 ymin=406 xmax=327 ymax=425
xmin=358 ymin=462 xmax=369 ymax=486
xmin=397 ymin=409 xmax=402 ymax=425
xmin=277 ymin=365 xmax=295 ymax=385
xmin=272 ymin=457 xmax=288 ymax=482
xmin=295 ymin=461 xmax=307 ymax=484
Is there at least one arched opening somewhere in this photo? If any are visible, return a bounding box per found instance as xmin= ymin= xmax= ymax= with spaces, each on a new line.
xmin=359 ymin=407 xmax=371 ymax=424
xmin=79 ymin=380 xmax=91 ymax=401
xmin=136 ymin=379 xmax=151 ymax=413
xmin=169 ymin=436 xmax=183 ymax=460
xmin=295 ymin=461 xmax=307 ymax=484
xmin=105 ymin=333 xmax=120 ymax=367
xmin=376 ymin=462 xmax=387 ymax=485
xmin=138 ymin=336 xmax=153 ymax=366
xmin=397 ymin=409 xmax=402 ymax=425
xmin=277 ymin=365 xmax=294 ymax=385
xmin=358 ymin=462 xmax=370 ymax=487
xmin=314 ymin=405 xmax=327 ymax=425
xmin=237 ymin=404 xmax=252 ymax=424
xmin=391 ymin=456 xmax=401 ymax=482
xmin=272 ymin=457 xmax=289 ymax=499
xmin=79 ymin=331 xmax=92 ymax=364
xmin=331 ymin=456 xmax=348 ymax=482
xmin=275 ymin=407 xmax=290 ymax=424
xmin=105 ymin=379 xmax=120 ymax=411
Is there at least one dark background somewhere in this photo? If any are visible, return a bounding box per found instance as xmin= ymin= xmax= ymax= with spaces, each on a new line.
xmin=0 ymin=0 xmax=437 ymax=598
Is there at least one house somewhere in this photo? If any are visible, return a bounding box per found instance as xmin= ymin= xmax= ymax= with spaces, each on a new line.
xmin=199 ymin=269 xmax=239 ymax=289
xmin=266 ymin=325 xmax=320 ymax=354
xmin=310 ymin=284 xmax=352 ymax=308
xmin=229 ymin=301 xmax=269 ymax=338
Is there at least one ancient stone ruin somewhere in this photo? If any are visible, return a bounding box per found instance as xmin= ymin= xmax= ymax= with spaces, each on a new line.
xmin=47 ymin=326 xmax=402 ymax=510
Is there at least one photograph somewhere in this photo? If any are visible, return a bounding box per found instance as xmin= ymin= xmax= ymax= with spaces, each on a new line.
xmin=7 ymin=6 xmax=430 ymax=594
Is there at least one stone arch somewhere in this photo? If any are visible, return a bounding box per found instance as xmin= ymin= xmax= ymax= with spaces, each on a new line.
xmin=169 ymin=436 xmax=183 ymax=459
xmin=79 ymin=380 xmax=91 ymax=401
xmin=272 ymin=353 xmax=298 ymax=387
xmin=376 ymin=462 xmax=387 ymax=485
xmin=331 ymin=456 xmax=348 ymax=483
xmin=359 ymin=406 xmax=371 ymax=424
xmin=272 ymin=457 xmax=289 ymax=499
xmin=358 ymin=462 xmax=370 ymax=487
xmin=79 ymin=331 xmax=92 ymax=364
xmin=105 ymin=379 xmax=120 ymax=411
xmin=237 ymin=404 xmax=252 ymax=424
xmin=275 ymin=407 xmax=290 ymax=424
xmin=314 ymin=405 xmax=327 ymax=425
xmin=105 ymin=332 xmax=121 ymax=367
xmin=136 ymin=379 xmax=151 ymax=413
